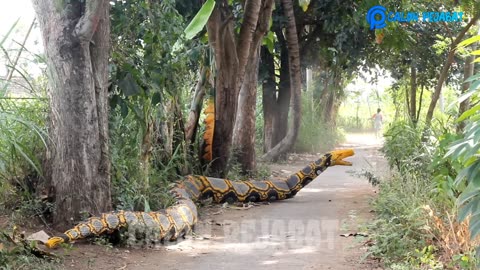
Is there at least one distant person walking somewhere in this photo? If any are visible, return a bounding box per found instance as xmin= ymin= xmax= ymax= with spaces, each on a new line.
xmin=372 ymin=108 xmax=383 ymax=138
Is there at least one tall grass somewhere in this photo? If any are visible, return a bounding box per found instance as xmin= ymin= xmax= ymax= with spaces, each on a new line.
xmin=294 ymin=94 xmax=345 ymax=153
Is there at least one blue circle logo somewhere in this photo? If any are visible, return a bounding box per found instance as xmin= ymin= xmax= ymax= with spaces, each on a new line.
xmin=366 ymin=5 xmax=387 ymax=30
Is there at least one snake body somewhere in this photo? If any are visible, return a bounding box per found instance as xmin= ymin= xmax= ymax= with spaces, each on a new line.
xmin=45 ymin=149 xmax=354 ymax=248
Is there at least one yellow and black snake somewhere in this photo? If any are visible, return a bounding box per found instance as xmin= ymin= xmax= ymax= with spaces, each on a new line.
xmin=44 ymin=149 xmax=354 ymax=248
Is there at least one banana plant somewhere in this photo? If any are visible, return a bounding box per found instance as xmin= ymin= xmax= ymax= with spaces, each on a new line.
xmin=446 ymin=34 xmax=480 ymax=241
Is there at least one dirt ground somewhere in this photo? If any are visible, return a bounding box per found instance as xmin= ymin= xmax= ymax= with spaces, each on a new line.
xmin=48 ymin=133 xmax=387 ymax=270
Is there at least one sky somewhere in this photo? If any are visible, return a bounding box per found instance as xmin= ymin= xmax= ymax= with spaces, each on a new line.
xmin=0 ymin=0 xmax=42 ymax=77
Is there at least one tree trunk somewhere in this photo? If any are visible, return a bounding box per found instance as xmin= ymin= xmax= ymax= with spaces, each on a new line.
xmin=207 ymin=0 xmax=269 ymax=176
xmin=273 ymin=45 xmax=291 ymax=148
xmin=232 ymin=0 xmax=273 ymax=173
xmin=457 ymin=54 xmax=475 ymax=133
xmin=233 ymin=49 xmax=260 ymax=173
xmin=409 ymin=63 xmax=417 ymax=124
xmin=416 ymin=84 xmax=424 ymax=121
xmin=425 ymin=14 xmax=479 ymax=126
xmin=32 ymin=0 xmax=111 ymax=229
xmin=185 ymin=67 xmax=207 ymax=144
xmin=262 ymin=0 xmax=302 ymax=161
xmin=262 ymin=46 xmax=276 ymax=153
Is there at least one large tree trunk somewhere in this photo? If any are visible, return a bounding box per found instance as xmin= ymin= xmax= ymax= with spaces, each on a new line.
xmin=207 ymin=0 xmax=270 ymax=176
xmin=233 ymin=0 xmax=273 ymax=174
xmin=32 ymin=0 xmax=111 ymax=229
xmin=425 ymin=14 xmax=479 ymax=126
xmin=262 ymin=0 xmax=302 ymax=161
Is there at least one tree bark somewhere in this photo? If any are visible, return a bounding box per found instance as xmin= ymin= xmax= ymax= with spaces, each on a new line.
xmin=262 ymin=46 xmax=276 ymax=153
xmin=185 ymin=67 xmax=207 ymax=144
xmin=425 ymin=13 xmax=479 ymax=126
xmin=262 ymin=0 xmax=302 ymax=162
xmin=32 ymin=0 xmax=111 ymax=229
xmin=206 ymin=0 xmax=266 ymax=176
xmin=233 ymin=0 xmax=274 ymax=173
xmin=409 ymin=63 xmax=417 ymax=124
xmin=232 ymin=49 xmax=260 ymax=173
xmin=416 ymin=84 xmax=424 ymax=121
xmin=273 ymin=41 xmax=292 ymax=148
xmin=457 ymin=54 xmax=475 ymax=133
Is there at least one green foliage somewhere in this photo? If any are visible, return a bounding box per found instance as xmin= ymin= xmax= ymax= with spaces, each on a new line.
xmin=109 ymin=109 xmax=181 ymax=212
xmin=0 ymin=54 xmax=48 ymax=219
xmin=444 ymin=35 xmax=480 ymax=240
xmin=294 ymin=94 xmax=345 ymax=153
xmin=0 ymin=228 xmax=60 ymax=270
xmin=183 ymin=0 xmax=215 ymax=40
xmin=108 ymin=0 xmax=202 ymax=212
xmin=368 ymin=118 xmax=479 ymax=267
xmin=381 ymin=121 xmax=425 ymax=172
xmin=0 ymin=100 xmax=47 ymax=181
xmin=366 ymin=171 xmax=434 ymax=265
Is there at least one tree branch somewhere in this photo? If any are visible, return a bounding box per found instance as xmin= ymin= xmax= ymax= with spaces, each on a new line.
xmin=424 ymin=12 xmax=480 ymax=126
xmin=75 ymin=0 xmax=108 ymax=42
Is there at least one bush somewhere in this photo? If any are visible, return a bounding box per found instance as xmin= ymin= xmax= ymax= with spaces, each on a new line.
xmin=0 ymin=98 xmax=49 ymax=221
xmin=366 ymin=171 xmax=434 ymax=264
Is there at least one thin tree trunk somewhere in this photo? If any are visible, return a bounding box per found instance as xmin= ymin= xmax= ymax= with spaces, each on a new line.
xmin=185 ymin=67 xmax=207 ymax=143
xmin=273 ymin=46 xmax=291 ymax=147
xmin=410 ymin=63 xmax=417 ymax=124
xmin=262 ymin=46 xmax=276 ymax=153
xmin=32 ymin=0 xmax=111 ymax=229
xmin=262 ymin=0 xmax=302 ymax=161
xmin=457 ymin=54 xmax=475 ymax=133
xmin=425 ymin=14 xmax=479 ymax=126
xmin=416 ymin=84 xmax=424 ymax=121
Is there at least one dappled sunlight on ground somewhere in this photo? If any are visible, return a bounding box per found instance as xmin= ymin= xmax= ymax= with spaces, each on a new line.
xmin=342 ymin=132 xmax=385 ymax=148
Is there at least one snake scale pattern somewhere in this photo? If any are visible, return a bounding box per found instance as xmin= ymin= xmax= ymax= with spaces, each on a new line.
xmin=45 ymin=149 xmax=354 ymax=248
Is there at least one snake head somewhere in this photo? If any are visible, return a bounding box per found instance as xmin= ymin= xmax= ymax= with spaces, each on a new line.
xmin=45 ymin=236 xmax=65 ymax=249
xmin=328 ymin=149 xmax=354 ymax=166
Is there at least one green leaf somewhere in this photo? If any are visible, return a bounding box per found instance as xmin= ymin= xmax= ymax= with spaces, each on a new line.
xmin=465 ymin=73 xmax=480 ymax=83
xmin=184 ymin=0 xmax=216 ymax=40
xmin=471 ymin=49 xmax=480 ymax=56
xmin=118 ymin=73 xmax=142 ymax=97
xmin=457 ymin=104 xmax=480 ymax=122
xmin=298 ymin=0 xmax=310 ymax=12
xmin=0 ymin=18 xmax=20 ymax=47
xmin=457 ymin=35 xmax=480 ymax=48
xmin=458 ymin=199 xmax=479 ymax=221
xmin=144 ymin=197 xmax=151 ymax=212
xmin=151 ymin=92 xmax=161 ymax=106
xmin=470 ymin=216 xmax=480 ymax=239
xmin=263 ymin=31 xmax=275 ymax=54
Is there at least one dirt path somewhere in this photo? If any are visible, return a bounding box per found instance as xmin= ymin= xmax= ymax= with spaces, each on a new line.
xmin=62 ymin=133 xmax=386 ymax=270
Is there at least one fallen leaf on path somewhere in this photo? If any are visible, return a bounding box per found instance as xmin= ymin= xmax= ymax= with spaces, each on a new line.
xmin=27 ymin=230 xmax=50 ymax=243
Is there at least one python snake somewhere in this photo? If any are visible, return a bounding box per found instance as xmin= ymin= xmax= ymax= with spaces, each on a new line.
xmin=44 ymin=149 xmax=354 ymax=248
